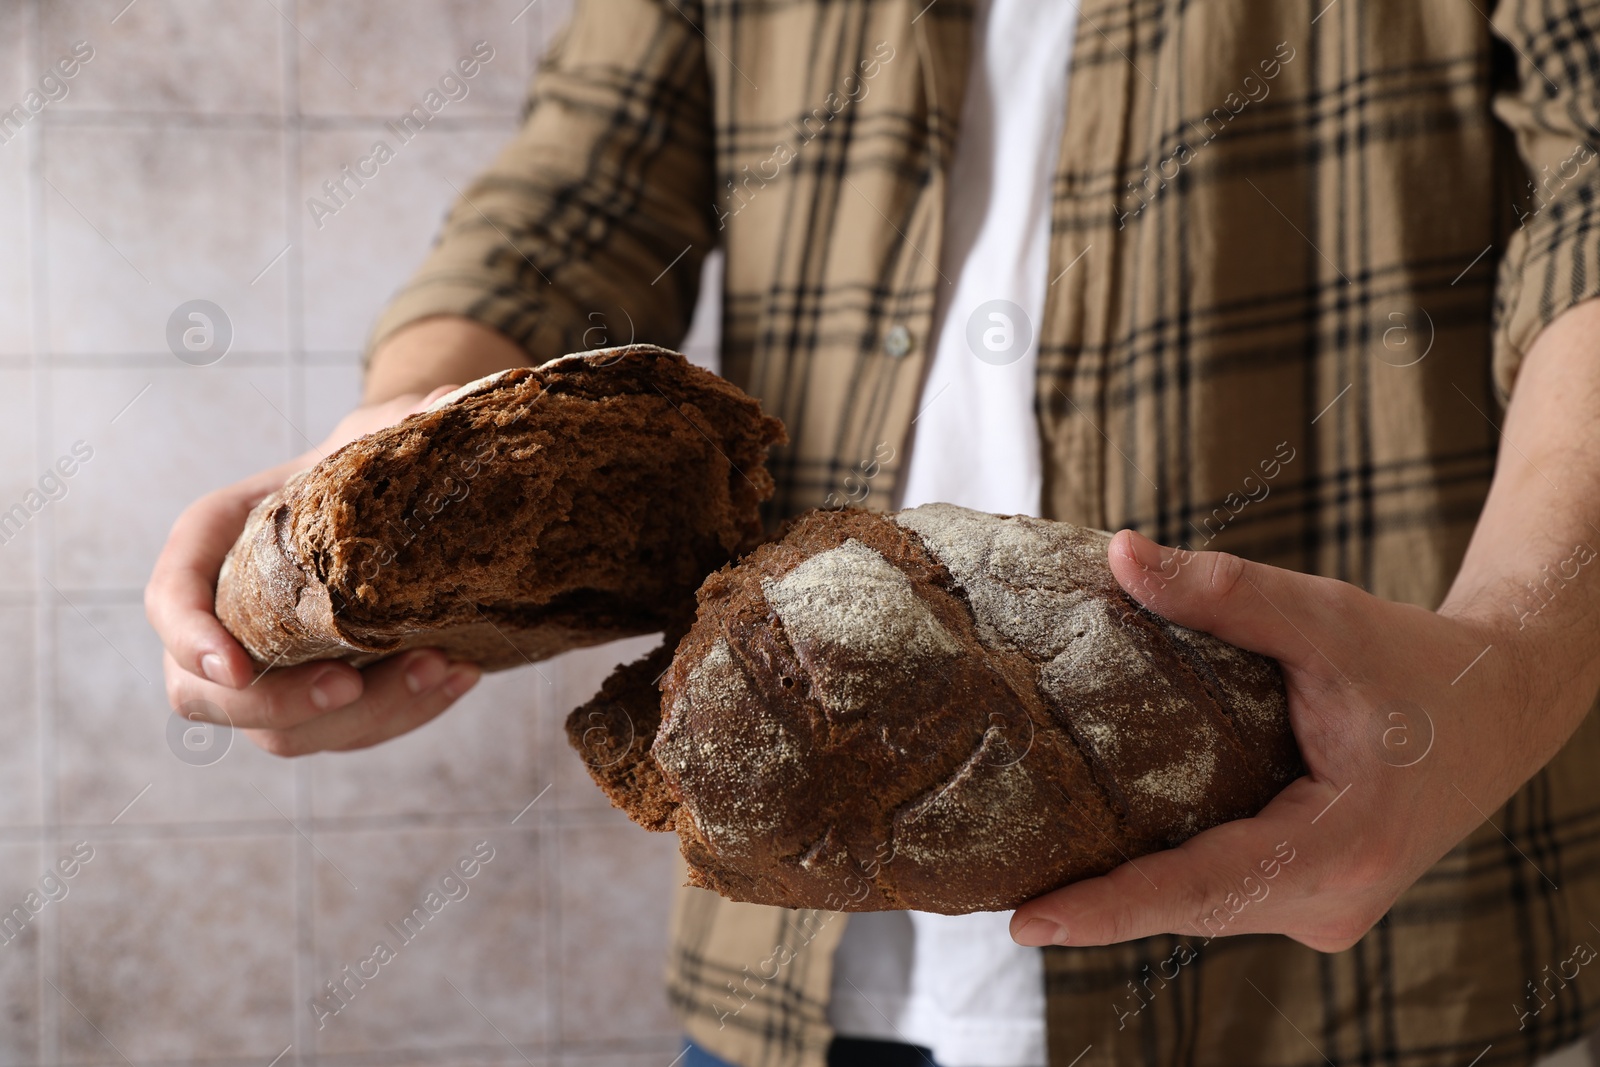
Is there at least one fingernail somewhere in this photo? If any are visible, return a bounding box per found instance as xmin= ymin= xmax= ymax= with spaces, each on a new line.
xmin=309 ymin=668 xmax=361 ymax=711
xmin=1013 ymin=918 xmax=1065 ymax=947
xmin=442 ymin=665 xmax=482 ymax=700
xmin=1121 ymin=530 xmax=1168 ymax=572
xmin=200 ymin=652 xmax=229 ymax=685
xmin=404 ymin=653 xmax=448 ymax=695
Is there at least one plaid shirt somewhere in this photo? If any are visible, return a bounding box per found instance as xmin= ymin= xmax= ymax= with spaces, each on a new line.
xmin=372 ymin=0 xmax=1600 ymax=1063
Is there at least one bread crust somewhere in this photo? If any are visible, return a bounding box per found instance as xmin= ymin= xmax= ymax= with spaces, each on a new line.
xmin=569 ymin=504 xmax=1303 ymax=914
xmin=215 ymin=345 xmax=785 ymax=672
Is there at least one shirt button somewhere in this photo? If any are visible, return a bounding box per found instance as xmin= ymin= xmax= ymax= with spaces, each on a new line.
xmin=883 ymin=324 xmax=913 ymax=358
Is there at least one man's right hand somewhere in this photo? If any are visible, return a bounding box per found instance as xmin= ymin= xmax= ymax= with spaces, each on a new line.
xmin=148 ymin=316 xmax=533 ymax=756
xmin=144 ymin=387 xmax=483 ymax=758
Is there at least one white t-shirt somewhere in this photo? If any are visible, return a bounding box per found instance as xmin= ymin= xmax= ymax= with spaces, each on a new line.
xmin=825 ymin=0 xmax=1077 ymax=1064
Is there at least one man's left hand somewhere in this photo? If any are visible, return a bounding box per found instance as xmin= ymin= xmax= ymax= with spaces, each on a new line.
xmin=1010 ymin=527 xmax=1580 ymax=952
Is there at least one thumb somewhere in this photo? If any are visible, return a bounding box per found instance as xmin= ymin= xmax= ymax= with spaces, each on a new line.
xmin=1108 ymin=529 xmax=1356 ymax=672
xmin=417 ymin=383 xmax=460 ymax=410
xmin=1009 ymin=780 xmax=1328 ymax=948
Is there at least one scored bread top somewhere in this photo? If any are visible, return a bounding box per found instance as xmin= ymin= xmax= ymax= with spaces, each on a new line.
xmin=215 ymin=345 xmax=786 ymax=671
xmin=578 ymin=504 xmax=1301 ymax=914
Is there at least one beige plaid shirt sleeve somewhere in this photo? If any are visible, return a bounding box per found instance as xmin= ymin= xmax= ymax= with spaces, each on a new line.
xmin=368 ymin=0 xmax=718 ymax=367
xmin=372 ymin=1 xmax=1600 ymax=1064
xmin=1492 ymin=0 xmax=1600 ymax=397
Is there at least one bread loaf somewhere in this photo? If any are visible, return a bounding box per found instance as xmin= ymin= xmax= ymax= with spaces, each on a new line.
xmin=215 ymin=345 xmax=785 ymax=671
xmin=567 ymin=504 xmax=1302 ymax=914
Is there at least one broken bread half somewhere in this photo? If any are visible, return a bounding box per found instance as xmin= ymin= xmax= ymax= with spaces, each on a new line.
xmin=215 ymin=345 xmax=786 ymax=671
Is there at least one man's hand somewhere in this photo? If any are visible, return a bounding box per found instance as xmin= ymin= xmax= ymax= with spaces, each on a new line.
xmin=1011 ymin=530 xmax=1555 ymax=951
xmin=1013 ymin=298 xmax=1600 ymax=952
xmin=145 ymin=388 xmax=483 ymax=758
xmin=147 ymin=315 xmax=534 ymax=757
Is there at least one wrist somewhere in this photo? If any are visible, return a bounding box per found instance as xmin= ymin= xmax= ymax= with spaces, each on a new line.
xmin=1442 ymin=589 xmax=1600 ymax=772
xmin=364 ymin=315 xmax=530 ymax=405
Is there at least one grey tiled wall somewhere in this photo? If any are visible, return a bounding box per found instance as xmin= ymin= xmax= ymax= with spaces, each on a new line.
xmin=1 ymin=2 xmax=708 ymax=1063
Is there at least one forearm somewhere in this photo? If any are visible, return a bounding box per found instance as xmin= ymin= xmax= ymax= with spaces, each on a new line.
xmin=363 ymin=316 xmax=532 ymax=406
xmin=1441 ymin=297 xmax=1600 ymax=759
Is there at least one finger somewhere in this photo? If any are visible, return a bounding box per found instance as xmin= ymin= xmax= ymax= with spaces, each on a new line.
xmin=1108 ymin=529 xmax=1361 ymax=670
xmin=164 ymin=649 xmax=365 ymax=729
xmin=417 ymin=384 xmax=459 ymax=409
xmin=1010 ymin=778 xmax=1333 ymax=948
xmin=149 ymin=391 xmax=457 ymax=694
xmin=329 ymin=662 xmax=482 ymax=751
xmin=244 ymin=651 xmax=481 ymax=756
xmin=146 ymin=446 xmax=311 ymax=689
xmin=146 ymin=491 xmax=277 ymax=689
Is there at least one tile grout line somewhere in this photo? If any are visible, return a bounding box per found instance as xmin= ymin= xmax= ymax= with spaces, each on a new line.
xmin=33 ymin=350 xmax=362 ymax=368
xmin=0 ymin=803 xmax=636 ymax=841
xmin=37 ymin=108 xmax=519 ymax=129
xmin=284 ymin=0 xmax=306 ymax=460
xmin=544 ymin=689 xmax=561 ymax=1058
xmin=24 ymin=1 xmax=63 ymax=1062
